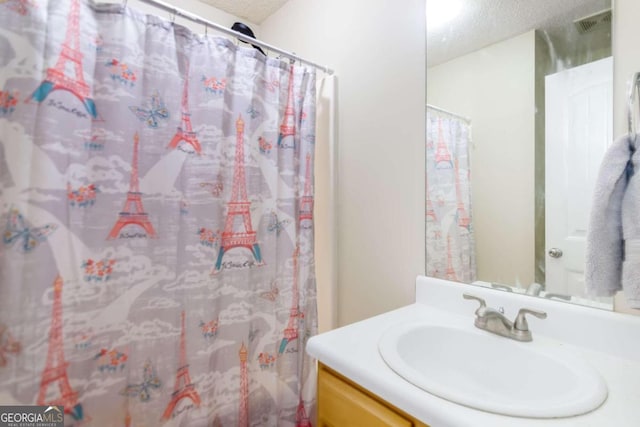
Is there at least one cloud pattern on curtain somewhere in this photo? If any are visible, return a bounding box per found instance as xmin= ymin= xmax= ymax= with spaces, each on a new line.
xmin=426 ymin=107 xmax=476 ymax=284
xmin=0 ymin=1 xmax=317 ymax=426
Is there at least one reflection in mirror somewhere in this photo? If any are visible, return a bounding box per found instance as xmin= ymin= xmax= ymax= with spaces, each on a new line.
xmin=425 ymin=0 xmax=614 ymax=309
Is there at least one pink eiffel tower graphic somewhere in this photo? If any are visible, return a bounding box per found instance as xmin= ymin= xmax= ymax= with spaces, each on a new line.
xmin=435 ymin=119 xmax=453 ymax=169
xmin=296 ymin=399 xmax=312 ymax=427
xmin=107 ymin=133 xmax=157 ymax=239
xmin=37 ymin=276 xmax=85 ymax=421
xmin=454 ymin=158 xmax=471 ymax=229
xmin=444 ymin=236 xmax=458 ymax=282
xmin=161 ymin=311 xmax=201 ymax=421
xmin=279 ymin=247 xmax=304 ymax=354
xmin=30 ymin=0 xmax=97 ymax=118
xmin=168 ymin=61 xmax=202 ymax=154
xmin=238 ymin=342 xmax=249 ymax=427
xmin=213 ymin=115 xmax=263 ymax=272
xmin=277 ymin=65 xmax=296 ymax=147
xmin=299 ymin=154 xmax=314 ymax=225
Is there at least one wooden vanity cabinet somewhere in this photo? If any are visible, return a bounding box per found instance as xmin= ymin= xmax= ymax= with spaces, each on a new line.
xmin=317 ymin=363 xmax=429 ymax=427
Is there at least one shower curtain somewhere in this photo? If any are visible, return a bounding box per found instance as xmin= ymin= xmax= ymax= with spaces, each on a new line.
xmin=0 ymin=1 xmax=317 ymax=426
xmin=426 ymin=106 xmax=476 ymax=283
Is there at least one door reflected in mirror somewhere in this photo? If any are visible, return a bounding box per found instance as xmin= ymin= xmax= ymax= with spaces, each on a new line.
xmin=426 ymin=0 xmax=614 ymax=309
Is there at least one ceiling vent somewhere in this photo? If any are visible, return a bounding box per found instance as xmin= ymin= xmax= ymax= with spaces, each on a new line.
xmin=574 ymin=9 xmax=612 ymax=34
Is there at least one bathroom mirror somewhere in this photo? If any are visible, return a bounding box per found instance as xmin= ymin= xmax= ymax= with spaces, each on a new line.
xmin=426 ymin=0 xmax=614 ymax=309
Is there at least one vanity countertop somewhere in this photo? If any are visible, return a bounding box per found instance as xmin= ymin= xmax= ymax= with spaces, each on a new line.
xmin=307 ymin=276 xmax=640 ymax=427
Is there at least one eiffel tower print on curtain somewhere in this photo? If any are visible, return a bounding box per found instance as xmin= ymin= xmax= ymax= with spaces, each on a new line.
xmin=168 ymin=60 xmax=202 ymax=154
xmin=161 ymin=311 xmax=201 ymax=420
xmin=213 ymin=115 xmax=263 ymax=273
xmin=277 ymin=65 xmax=296 ymax=147
xmin=30 ymin=0 xmax=97 ymax=118
xmin=37 ymin=276 xmax=84 ymax=421
xmin=107 ymin=133 xmax=157 ymax=239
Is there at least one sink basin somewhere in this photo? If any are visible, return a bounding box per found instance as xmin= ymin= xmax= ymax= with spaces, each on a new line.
xmin=378 ymin=323 xmax=607 ymax=418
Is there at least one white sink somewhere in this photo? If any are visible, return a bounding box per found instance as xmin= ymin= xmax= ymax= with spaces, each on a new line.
xmin=378 ymin=323 xmax=608 ymax=418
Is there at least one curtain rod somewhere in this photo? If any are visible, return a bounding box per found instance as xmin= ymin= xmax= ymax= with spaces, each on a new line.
xmin=130 ymin=0 xmax=334 ymax=75
xmin=426 ymin=104 xmax=471 ymax=123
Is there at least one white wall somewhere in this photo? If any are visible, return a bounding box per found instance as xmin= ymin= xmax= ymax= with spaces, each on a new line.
xmin=100 ymin=0 xmax=259 ymax=35
xmin=613 ymin=0 xmax=640 ymax=316
xmin=427 ymin=31 xmax=536 ymax=288
xmin=261 ymin=0 xmax=426 ymax=326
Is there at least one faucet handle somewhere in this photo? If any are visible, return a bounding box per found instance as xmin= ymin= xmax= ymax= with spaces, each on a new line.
xmin=514 ymin=308 xmax=547 ymax=332
xmin=463 ymin=293 xmax=486 ymax=315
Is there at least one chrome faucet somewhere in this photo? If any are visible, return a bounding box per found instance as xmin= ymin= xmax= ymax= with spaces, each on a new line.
xmin=525 ymin=282 xmax=543 ymax=296
xmin=463 ymin=294 xmax=547 ymax=342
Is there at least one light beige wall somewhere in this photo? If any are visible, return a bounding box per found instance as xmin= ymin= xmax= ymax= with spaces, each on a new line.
xmin=613 ymin=0 xmax=640 ymax=316
xmin=261 ymin=0 xmax=426 ymax=326
xmin=426 ymin=31 xmax=536 ymax=288
xmin=100 ymin=0 xmax=258 ymax=34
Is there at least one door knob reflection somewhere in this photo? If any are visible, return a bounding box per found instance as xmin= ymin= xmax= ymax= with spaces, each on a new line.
xmin=548 ymin=248 xmax=563 ymax=258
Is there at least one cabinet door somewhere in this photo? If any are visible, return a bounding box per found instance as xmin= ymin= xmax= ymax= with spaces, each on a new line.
xmin=318 ymin=365 xmax=415 ymax=427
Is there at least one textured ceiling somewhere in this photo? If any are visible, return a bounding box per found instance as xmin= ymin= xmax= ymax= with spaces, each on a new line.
xmin=427 ymin=0 xmax=611 ymax=67
xmin=197 ymin=0 xmax=289 ymax=24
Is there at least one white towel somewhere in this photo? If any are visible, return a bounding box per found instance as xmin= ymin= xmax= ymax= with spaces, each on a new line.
xmin=621 ymin=142 xmax=640 ymax=308
xmin=585 ymin=135 xmax=635 ymax=302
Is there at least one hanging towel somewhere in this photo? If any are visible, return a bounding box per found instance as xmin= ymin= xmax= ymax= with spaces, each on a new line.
xmin=621 ymin=138 xmax=640 ymax=308
xmin=585 ymin=135 xmax=638 ymax=307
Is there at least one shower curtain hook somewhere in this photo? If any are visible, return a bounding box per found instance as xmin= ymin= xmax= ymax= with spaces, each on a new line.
xmin=121 ymin=0 xmax=127 ymax=11
xmin=170 ymin=10 xmax=177 ymax=24
xmin=204 ymin=24 xmax=208 ymax=36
